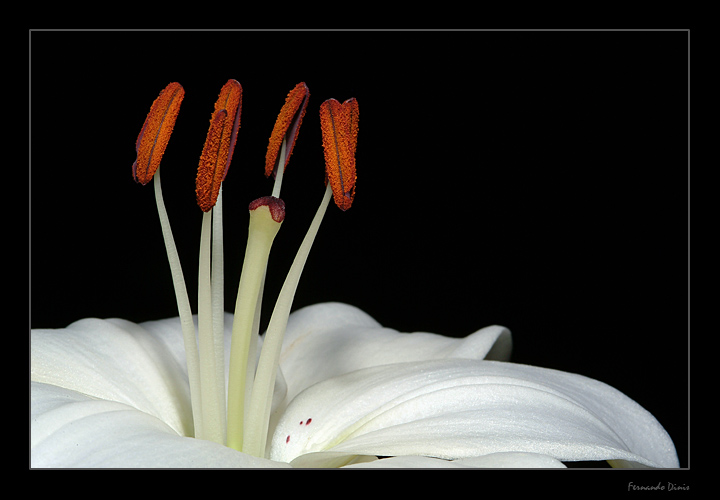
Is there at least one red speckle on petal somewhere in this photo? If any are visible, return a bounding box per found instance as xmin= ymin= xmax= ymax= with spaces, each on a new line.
xmin=286 ymin=435 xmax=291 ymax=444
xmin=306 ymin=418 xmax=312 ymax=425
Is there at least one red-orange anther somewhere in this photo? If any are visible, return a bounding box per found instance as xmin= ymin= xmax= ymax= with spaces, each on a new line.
xmin=319 ymin=97 xmax=359 ymax=211
xmin=196 ymin=80 xmax=243 ymax=212
xmin=214 ymin=79 xmax=243 ymax=181
xmin=265 ymin=82 xmax=310 ymax=178
xmin=132 ymin=82 xmax=185 ymax=185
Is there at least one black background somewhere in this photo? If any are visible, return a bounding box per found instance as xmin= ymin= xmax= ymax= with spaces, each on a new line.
xmin=30 ymin=30 xmax=688 ymax=468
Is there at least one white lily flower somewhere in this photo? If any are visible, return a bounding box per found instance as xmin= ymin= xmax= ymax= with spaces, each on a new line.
xmin=31 ymin=302 xmax=677 ymax=468
xmin=30 ymin=80 xmax=680 ymax=468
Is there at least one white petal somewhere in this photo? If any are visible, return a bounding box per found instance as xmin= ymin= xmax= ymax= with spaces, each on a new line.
xmin=31 ymin=382 xmax=289 ymax=468
xmin=278 ymin=302 xmax=511 ymax=402
xmin=342 ymin=452 xmax=566 ymax=468
xmin=31 ymin=317 xmax=195 ymax=436
xmin=289 ymin=451 xmax=378 ymax=468
xmin=454 ymin=452 xmax=567 ymax=468
xmin=343 ymin=455 xmax=464 ymax=468
xmin=270 ymin=359 xmax=678 ymax=468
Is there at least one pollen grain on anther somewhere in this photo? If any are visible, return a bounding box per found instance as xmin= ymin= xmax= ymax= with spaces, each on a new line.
xmin=132 ymin=82 xmax=185 ymax=185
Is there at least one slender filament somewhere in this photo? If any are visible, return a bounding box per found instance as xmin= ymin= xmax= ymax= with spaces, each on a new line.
xmin=152 ymin=167 xmax=202 ymax=438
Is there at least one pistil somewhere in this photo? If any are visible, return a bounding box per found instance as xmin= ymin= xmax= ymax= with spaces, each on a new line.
xmin=226 ymin=83 xmax=308 ymax=451
xmin=226 ymin=197 xmax=285 ymax=451
xmin=242 ymin=97 xmax=359 ymax=457
xmin=242 ymin=183 xmax=333 ymax=458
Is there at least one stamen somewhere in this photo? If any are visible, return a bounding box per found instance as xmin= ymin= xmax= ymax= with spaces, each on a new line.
xmin=132 ymin=82 xmax=201 ymax=438
xmin=195 ymin=80 xmax=243 ymax=443
xmin=196 ymin=80 xmax=243 ymax=212
xmin=265 ymin=82 xmax=310 ymax=180
xmin=132 ymin=82 xmax=184 ymax=185
xmin=319 ymin=98 xmax=359 ymax=211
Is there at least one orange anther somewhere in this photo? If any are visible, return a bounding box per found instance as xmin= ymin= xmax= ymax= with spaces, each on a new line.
xmin=132 ymin=82 xmax=185 ymax=185
xmin=214 ymin=79 xmax=243 ymax=181
xmin=319 ymin=97 xmax=359 ymax=211
xmin=265 ymin=82 xmax=310 ymax=178
xmin=196 ymin=80 xmax=243 ymax=211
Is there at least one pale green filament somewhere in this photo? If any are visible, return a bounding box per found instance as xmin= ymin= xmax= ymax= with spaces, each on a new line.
xmin=197 ymin=189 xmax=227 ymax=444
xmin=243 ymin=184 xmax=333 ymax=458
xmin=211 ymin=189 xmax=226 ymax=428
xmin=226 ymin=205 xmax=282 ymax=451
xmin=271 ymin=137 xmax=287 ymax=198
xmin=152 ymin=167 xmax=202 ymax=438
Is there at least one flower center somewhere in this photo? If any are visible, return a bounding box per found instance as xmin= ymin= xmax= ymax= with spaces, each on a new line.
xmin=131 ymin=81 xmax=358 ymax=458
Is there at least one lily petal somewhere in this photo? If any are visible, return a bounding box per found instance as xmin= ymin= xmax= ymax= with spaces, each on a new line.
xmin=31 ymin=317 xmax=195 ymax=436
xmin=31 ymin=382 xmax=289 ymax=468
xmin=278 ymin=302 xmax=511 ymax=402
xmin=342 ymin=452 xmax=567 ymax=468
xmin=270 ymin=358 xmax=678 ymax=468
xmin=31 ymin=304 xmax=677 ymax=469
